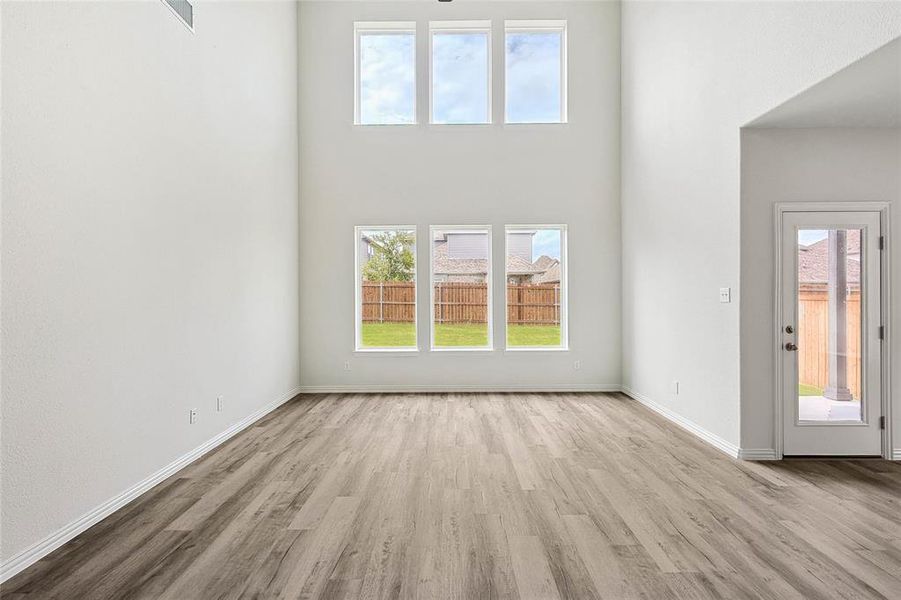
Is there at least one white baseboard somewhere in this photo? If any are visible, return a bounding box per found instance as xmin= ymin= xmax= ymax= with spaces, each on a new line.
xmin=0 ymin=386 xmax=302 ymax=584
xmin=738 ymin=448 xmax=780 ymax=460
xmin=297 ymin=383 xmax=621 ymax=394
xmin=893 ymin=448 xmax=901 ymax=461
xmin=620 ymin=386 xmax=741 ymax=459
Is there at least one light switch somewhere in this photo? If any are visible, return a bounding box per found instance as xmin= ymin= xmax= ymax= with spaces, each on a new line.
xmin=719 ymin=287 xmax=731 ymax=303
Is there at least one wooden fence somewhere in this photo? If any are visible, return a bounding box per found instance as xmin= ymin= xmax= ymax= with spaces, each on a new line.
xmin=506 ymin=284 xmax=560 ymax=325
xmin=798 ymin=288 xmax=861 ymax=399
xmin=361 ymin=282 xmax=416 ymax=323
xmin=361 ymin=281 xmax=560 ymax=325
xmin=434 ymin=283 xmax=489 ymax=323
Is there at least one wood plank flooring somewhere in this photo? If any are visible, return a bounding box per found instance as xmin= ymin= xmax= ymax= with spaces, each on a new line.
xmin=4 ymin=392 xmax=901 ymax=599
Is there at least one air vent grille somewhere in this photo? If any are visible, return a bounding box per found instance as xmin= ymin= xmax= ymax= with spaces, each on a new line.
xmin=163 ymin=0 xmax=193 ymax=30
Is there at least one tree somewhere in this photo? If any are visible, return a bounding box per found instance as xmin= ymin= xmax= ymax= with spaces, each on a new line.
xmin=362 ymin=231 xmax=415 ymax=282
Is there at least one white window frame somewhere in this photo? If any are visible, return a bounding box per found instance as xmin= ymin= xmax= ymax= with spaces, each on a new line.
xmin=429 ymin=20 xmax=493 ymax=125
xmin=504 ymin=224 xmax=569 ymax=351
xmin=354 ymin=21 xmax=418 ymax=126
xmin=354 ymin=225 xmax=419 ymax=353
xmin=430 ymin=225 xmax=494 ymax=351
xmin=504 ymin=20 xmax=568 ymax=124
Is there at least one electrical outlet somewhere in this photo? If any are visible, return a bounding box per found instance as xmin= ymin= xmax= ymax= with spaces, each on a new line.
xmin=719 ymin=287 xmax=731 ymax=303
xmin=343 ymin=361 xmax=351 ymax=371
xmin=189 ymin=408 xmax=197 ymax=424
xmin=573 ymin=360 xmax=582 ymax=370
xmin=216 ymin=396 xmax=223 ymax=412
xmin=673 ymin=381 xmax=680 ymax=395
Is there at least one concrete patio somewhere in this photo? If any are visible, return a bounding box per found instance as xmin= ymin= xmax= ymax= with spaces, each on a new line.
xmin=799 ymin=395 xmax=862 ymax=421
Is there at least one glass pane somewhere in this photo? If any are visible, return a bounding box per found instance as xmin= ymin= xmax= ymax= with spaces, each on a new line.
xmin=796 ymin=229 xmax=863 ymax=421
xmin=505 ymin=30 xmax=563 ymax=123
xmin=506 ymin=228 xmax=563 ymax=347
xmin=432 ymin=31 xmax=490 ymax=124
xmin=432 ymin=228 xmax=491 ymax=348
xmin=359 ymin=33 xmax=416 ymax=125
xmin=359 ymin=229 xmax=416 ymax=348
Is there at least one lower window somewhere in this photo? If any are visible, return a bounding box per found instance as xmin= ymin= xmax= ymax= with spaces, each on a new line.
xmin=355 ymin=226 xmax=417 ymax=350
xmin=505 ymin=225 xmax=567 ymax=349
xmin=430 ymin=226 xmax=493 ymax=349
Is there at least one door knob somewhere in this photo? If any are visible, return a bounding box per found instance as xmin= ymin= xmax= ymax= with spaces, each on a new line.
xmin=784 ymin=342 xmax=798 ymax=351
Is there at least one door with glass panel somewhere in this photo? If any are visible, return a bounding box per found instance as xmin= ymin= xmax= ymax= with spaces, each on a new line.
xmin=781 ymin=211 xmax=883 ymax=456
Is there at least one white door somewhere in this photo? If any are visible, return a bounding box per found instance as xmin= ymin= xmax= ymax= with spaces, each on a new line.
xmin=781 ymin=211 xmax=883 ymax=456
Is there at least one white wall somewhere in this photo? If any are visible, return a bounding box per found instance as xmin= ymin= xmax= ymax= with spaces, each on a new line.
xmin=740 ymin=127 xmax=901 ymax=453
xmin=621 ymin=1 xmax=901 ymax=448
xmin=0 ymin=0 xmax=299 ymax=566
xmin=298 ymin=1 xmax=620 ymax=390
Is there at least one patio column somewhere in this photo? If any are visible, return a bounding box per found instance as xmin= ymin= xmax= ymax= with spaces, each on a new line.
xmin=824 ymin=229 xmax=853 ymax=401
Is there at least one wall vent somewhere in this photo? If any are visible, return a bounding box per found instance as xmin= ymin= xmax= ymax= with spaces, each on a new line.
xmin=162 ymin=0 xmax=193 ymax=31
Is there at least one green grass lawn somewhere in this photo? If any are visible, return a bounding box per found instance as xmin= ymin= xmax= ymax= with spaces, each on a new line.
xmin=435 ymin=323 xmax=489 ymax=347
xmin=361 ymin=322 xmax=561 ymax=348
xmin=799 ymin=383 xmax=824 ymax=396
xmin=361 ymin=322 xmax=416 ymax=347
xmin=507 ymin=325 xmax=561 ymax=347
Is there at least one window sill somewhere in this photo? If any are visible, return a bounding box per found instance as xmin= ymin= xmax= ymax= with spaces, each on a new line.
xmin=503 ymin=121 xmax=568 ymax=127
xmin=354 ymin=349 xmax=419 ymax=357
xmin=427 ymin=122 xmax=492 ymax=127
xmin=430 ymin=347 xmax=495 ymax=353
xmin=504 ymin=347 xmax=569 ymax=352
xmin=353 ymin=122 xmax=418 ymax=127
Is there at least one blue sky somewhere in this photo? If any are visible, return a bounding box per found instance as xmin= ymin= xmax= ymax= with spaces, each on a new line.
xmin=506 ymin=32 xmax=562 ymax=123
xmin=432 ymin=32 xmax=489 ymax=124
xmin=532 ymin=230 xmax=561 ymax=261
xmin=359 ymin=33 xmax=415 ymax=124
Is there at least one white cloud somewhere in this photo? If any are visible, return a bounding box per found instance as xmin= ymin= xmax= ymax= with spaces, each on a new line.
xmin=432 ymin=32 xmax=489 ymax=124
xmin=360 ymin=33 xmax=415 ymax=124
xmin=506 ymin=32 xmax=562 ymax=123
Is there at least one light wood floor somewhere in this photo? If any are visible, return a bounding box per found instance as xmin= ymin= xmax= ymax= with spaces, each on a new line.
xmin=4 ymin=393 xmax=901 ymax=599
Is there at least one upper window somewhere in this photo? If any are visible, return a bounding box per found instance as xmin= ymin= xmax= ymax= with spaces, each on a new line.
xmin=430 ymin=21 xmax=491 ymax=124
xmin=355 ymin=22 xmax=416 ymax=125
xmin=430 ymin=226 xmax=493 ymax=350
xmin=505 ymin=21 xmax=567 ymax=124
xmin=355 ymin=226 xmax=418 ymax=351
xmin=505 ymin=225 xmax=567 ymax=349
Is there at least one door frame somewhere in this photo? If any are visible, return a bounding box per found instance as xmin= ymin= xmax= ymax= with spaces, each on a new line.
xmin=773 ymin=202 xmax=892 ymax=459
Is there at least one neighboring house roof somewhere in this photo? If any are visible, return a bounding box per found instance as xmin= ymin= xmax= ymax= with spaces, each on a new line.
xmin=507 ymin=254 xmax=544 ymax=274
xmin=798 ymin=230 xmax=860 ymax=285
xmin=530 ymin=255 xmax=561 ymax=283
xmin=432 ymin=240 xmax=488 ymax=275
xmin=534 ymin=261 xmax=560 ymax=284
xmin=532 ymin=255 xmax=556 ymax=271
xmin=432 ymin=240 xmax=545 ymax=275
